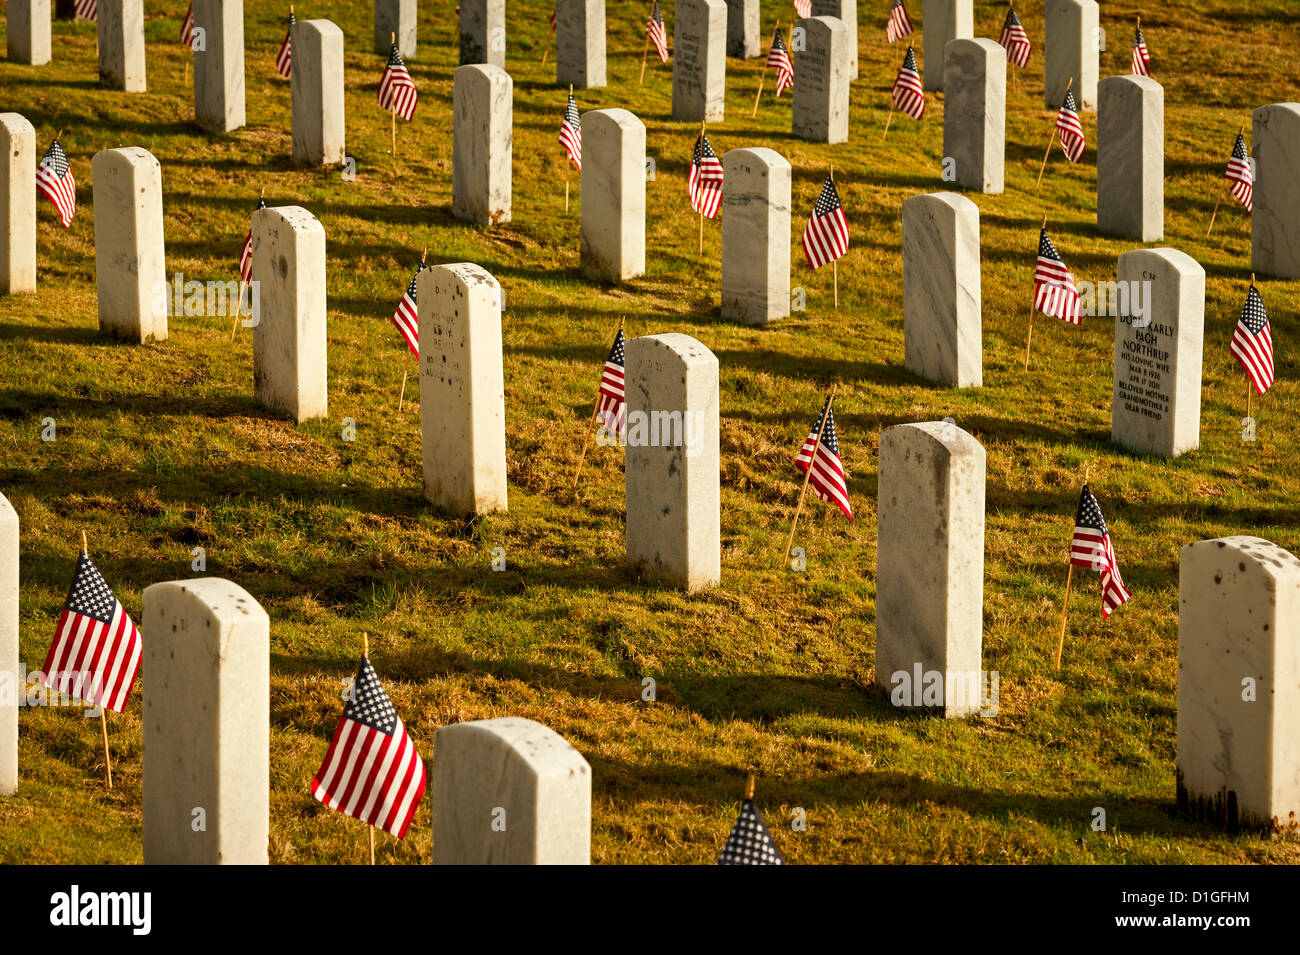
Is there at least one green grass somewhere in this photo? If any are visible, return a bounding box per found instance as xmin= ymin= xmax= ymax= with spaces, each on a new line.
xmin=0 ymin=0 xmax=1297 ymax=864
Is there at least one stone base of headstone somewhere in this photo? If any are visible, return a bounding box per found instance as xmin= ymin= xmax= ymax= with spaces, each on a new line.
xmin=432 ymin=718 xmax=591 ymax=864
xmin=1097 ymin=75 xmax=1163 ymax=241
xmin=902 ymin=193 xmax=981 ymax=388
xmin=142 ymin=579 xmax=269 ymax=864
xmin=1251 ymin=102 xmax=1300 ymax=280
xmin=1177 ymin=537 xmax=1300 ymax=831
xmin=721 ymin=148 xmax=791 ymax=325
xmin=1110 ymin=248 xmax=1203 ymax=457
xmin=874 ymin=421 xmax=985 ymax=717
xmin=0 ymin=114 xmax=37 ymax=296
xmin=92 ymin=147 xmax=167 ymax=344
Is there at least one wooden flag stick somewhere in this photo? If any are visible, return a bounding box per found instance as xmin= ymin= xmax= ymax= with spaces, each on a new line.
xmin=1036 ymin=77 xmax=1073 ymax=187
xmin=1054 ymin=563 xmax=1074 ymax=670
xmin=1206 ymin=124 xmax=1243 ymax=237
xmin=360 ymin=633 xmax=376 ymax=864
xmin=882 ymin=103 xmax=896 ymax=140
xmin=782 ymin=388 xmax=836 ymax=566
xmin=82 ymin=531 xmax=114 ymax=789
xmin=745 ymin=773 xmax=755 ymax=801
xmin=233 ymin=185 xmax=267 ymax=342
xmin=639 ymin=34 xmax=651 ymax=85
xmin=541 ymin=16 xmax=555 ymax=65
xmin=751 ymin=23 xmax=776 ymax=117
xmin=571 ymin=317 xmax=625 ymax=493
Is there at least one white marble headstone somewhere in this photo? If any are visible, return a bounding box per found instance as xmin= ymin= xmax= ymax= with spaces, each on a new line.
xmin=791 ymin=16 xmax=849 ymax=145
xmin=291 ymin=19 xmax=346 ymax=167
xmin=902 ymin=193 xmax=981 ymax=388
xmin=8 ymin=0 xmax=51 ymax=65
xmin=0 ymin=114 xmax=36 ymax=296
xmin=459 ymin=0 xmax=505 ymax=68
xmin=556 ymin=0 xmax=605 ymax=88
xmin=942 ymin=38 xmax=1004 ymax=194
xmin=1252 ymin=103 xmax=1300 ymax=280
xmin=811 ymin=0 xmax=858 ymax=79
xmin=721 ymin=147 xmax=791 ymax=325
xmin=1097 ymin=75 xmax=1163 ymax=241
xmin=194 ymin=0 xmax=247 ymax=134
xmin=580 ymin=109 xmax=646 ymax=283
xmin=375 ymin=0 xmax=417 ymax=58
xmin=452 ymin=64 xmax=513 ymax=226
xmin=921 ymin=0 xmax=971 ymax=91
xmin=1044 ymin=0 xmax=1098 ymax=110
xmin=672 ymin=0 xmax=727 ymax=122
xmin=92 ymin=147 xmax=167 ymax=344
xmin=98 ymin=0 xmax=146 ymax=92
xmin=723 ymin=0 xmax=760 ymax=59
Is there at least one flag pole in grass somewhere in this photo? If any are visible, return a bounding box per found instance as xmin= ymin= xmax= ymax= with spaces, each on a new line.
xmin=882 ymin=93 xmax=896 ymax=140
xmin=751 ymin=22 xmax=776 ymax=117
xmin=745 ymin=772 xmax=755 ymax=801
xmin=830 ymin=164 xmax=839 ymax=309
xmin=81 ymin=530 xmax=114 ymax=790
xmin=782 ymin=387 xmax=835 ymax=566
xmin=1206 ymin=124 xmax=1244 ymax=237
xmin=1036 ymin=76 xmax=1072 ymax=187
xmin=398 ymin=247 xmax=426 ymax=414
xmin=572 ymin=316 xmax=625 ymax=494
xmin=1025 ymin=214 xmax=1046 ymax=370
xmin=541 ymin=11 xmax=556 ymax=65
xmin=1054 ymin=462 xmax=1089 ymax=670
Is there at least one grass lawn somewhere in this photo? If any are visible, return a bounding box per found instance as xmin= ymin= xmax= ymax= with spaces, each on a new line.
xmin=0 ymin=0 xmax=1296 ymax=864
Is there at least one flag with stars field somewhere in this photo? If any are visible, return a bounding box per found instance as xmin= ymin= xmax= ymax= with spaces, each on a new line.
xmin=795 ymin=396 xmax=852 ymax=520
xmin=1231 ymin=284 xmax=1274 ymax=395
xmin=767 ymin=28 xmax=794 ymax=97
xmin=646 ymin=0 xmax=669 ymax=63
xmin=1033 ymin=226 xmax=1080 ymax=324
xmin=239 ymin=195 xmax=266 ymax=284
xmin=276 ymin=10 xmax=295 ymax=78
xmin=559 ymin=91 xmax=582 ymax=168
xmin=1131 ymin=25 xmax=1151 ymax=76
xmin=596 ymin=328 xmax=626 ymax=434
xmin=1225 ymin=132 xmax=1254 ymax=212
xmin=886 ymin=0 xmax=914 ymax=43
xmin=392 ymin=262 xmax=423 ymax=356
xmin=718 ymin=798 xmax=785 ymax=865
xmin=42 ymin=552 xmax=142 ymax=713
xmin=1054 ymin=88 xmax=1086 ymax=163
xmin=379 ymin=43 xmax=418 ymax=120
xmin=311 ymin=655 xmax=427 ymax=839
xmin=688 ymin=131 xmax=724 ymax=218
xmin=36 ymin=139 xmax=76 ymax=228
xmin=801 ymin=175 xmax=848 ymax=270
xmin=1069 ymin=485 xmax=1132 ymax=619
xmin=891 ymin=46 xmax=925 ymax=120
xmin=999 ymin=7 xmax=1031 ymax=67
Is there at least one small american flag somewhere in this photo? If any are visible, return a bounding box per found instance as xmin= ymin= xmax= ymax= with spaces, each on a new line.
xmin=718 ymin=799 xmax=784 ymax=865
xmin=892 ymin=46 xmax=925 ymax=121
xmin=767 ymin=28 xmax=794 ymax=97
xmin=1033 ymin=226 xmax=1081 ymax=325
xmin=1225 ymin=132 xmax=1254 ymax=212
xmin=379 ymin=43 xmax=419 ymax=121
xmin=36 ymin=139 xmax=76 ymax=228
xmin=1131 ymin=26 xmax=1151 ymax=77
xmin=795 ymin=396 xmax=852 ymax=520
xmin=1069 ymin=485 xmax=1132 ymax=619
xmin=646 ymin=0 xmax=669 ymax=64
xmin=74 ymin=0 xmax=96 ymax=21
xmin=42 ymin=552 xmax=142 ymax=713
xmin=999 ymin=7 xmax=1031 ymax=67
xmin=238 ymin=196 xmax=266 ymax=284
xmin=1230 ymin=285 xmax=1275 ymax=395
xmin=801 ymin=175 xmax=848 ymax=270
xmin=180 ymin=3 xmax=194 ymax=47
xmin=886 ymin=0 xmax=914 ymax=43
xmin=276 ymin=11 xmax=294 ymax=78
xmin=392 ymin=263 xmax=423 ymax=356
xmin=793 ymin=0 xmax=811 ymax=18
xmin=596 ymin=328 xmax=626 ymax=434
xmin=689 ymin=131 xmax=724 ymax=219
xmin=311 ymin=655 xmax=427 ymax=840
xmin=1055 ymin=88 xmax=1086 ymax=163
xmin=559 ymin=92 xmax=582 ymax=169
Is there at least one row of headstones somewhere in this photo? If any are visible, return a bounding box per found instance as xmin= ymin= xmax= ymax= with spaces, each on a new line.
xmin=904 ymin=191 xmax=1203 ymax=459
xmin=3 ymin=472 xmax=1296 ymax=841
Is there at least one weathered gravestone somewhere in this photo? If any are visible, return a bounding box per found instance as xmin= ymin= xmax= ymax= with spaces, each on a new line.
xmin=418 ymin=263 xmax=508 ymax=516
xmin=0 ymin=493 xmax=16 ymax=797
xmin=556 ymin=0 xmax=605 ymax=88
xmin=375 ymin=0 xmax=417 ymax=58
xmin=1177 ymin=537 xmax=1300 ymax=831
xmin=672 ymin=0 xmax=727 ymax=122
xmin=625 ymin=334 xmax=720 ymax=592
xmin=1252 ymin=103 xmax=1300 ymax=280
xmin=811 ymin=0 xmax=857 ymax=80
xmin=580 ymin=109 xmax=646 ymax=283
xmin=721 ymin=147 xmax=790 ymax=325
xmin=1044 ymin=0 xmax=1098 ymax=110
xmin=1110 ymin=248 xmax=1203 ymax=458
xmin=791 ymin=16 xmax=849 ymax=145
xmin=0 ymin=114 xmax=36 ymax=296
xmin=942 ymin=38 xmax=1004 ymax=194
xmin=142 ymin=579 xmax=269 ymax=864
xmin=194 ymin=0 xmax=246 ymax=134
xmin=724 ymin=0 xmax=760 ymax=59
xmin=251 ymin=205 xmax=327 ymax=423
xmin=8 ymin=0 xmax=51 ymax=65
xmin=432 ymin=717 xmax=591 ymax=864
xmin=291 ymin=19 xmax=346 ymax=167
xmin=875 ymin=421 xmax=985 ymax=717
xmin=98 ymin=0 xmax=147 ymax=92
xmin=1097 ymin=75 xmax=1163 ymax=241
xmin=902 ymin=193 xmax=981 ymax=388
xmin=460 ymin=0 xmax=505 ymax=68
xmin=452 ymin=64 xmax=512 ymax=226
xmin=92 ymin=147 xmax=167 ymax=344
xmin=921 ymin=0 xmax=971 ymax=91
